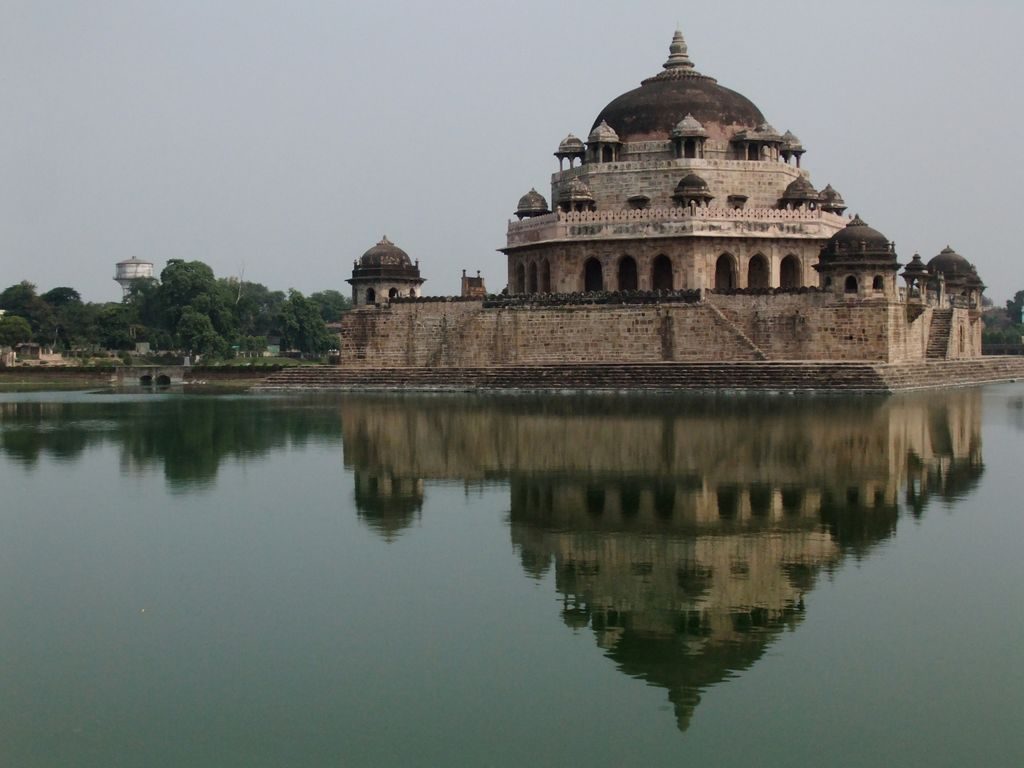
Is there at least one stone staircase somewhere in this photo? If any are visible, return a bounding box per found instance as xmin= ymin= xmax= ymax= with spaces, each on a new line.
xmin=253 ymin=358 xmax=1024 ymax=394
xmin=876 ymin=357 xmax=1024 ymax=391
xmin=926 ymin=309 xmax=953 ymax=359
xmin=255 ymin=361 xmax=891 ymax=393
xmin=704 ymin=301 xmax=767 ymax=360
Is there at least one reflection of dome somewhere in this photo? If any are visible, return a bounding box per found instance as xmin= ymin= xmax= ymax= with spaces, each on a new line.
xmin=359 ymin=236 xmax=412 ymax=268
xmin=593 ymin=30 xmax=766 ymax=143
xmin=353 ymin=471 xmax=423 ymax=542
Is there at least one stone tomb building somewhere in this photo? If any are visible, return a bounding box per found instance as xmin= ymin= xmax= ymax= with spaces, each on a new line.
xmin=347 ymin=236 xmax=424 ymax=307
xmin=339 ymin=29 xmax=987 ymax=369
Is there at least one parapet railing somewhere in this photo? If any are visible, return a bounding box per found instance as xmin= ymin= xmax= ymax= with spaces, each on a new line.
xmin=482 ymin=289 xmax=703 ymax=308
xmin=507 ymin=206 xmax=849 ymax=245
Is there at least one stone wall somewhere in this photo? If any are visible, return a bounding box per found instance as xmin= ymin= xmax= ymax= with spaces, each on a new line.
xmin=337 ymin=292 xmax=974 ymax=367
xmin=552 ymin=158 xmax=806 ymax=211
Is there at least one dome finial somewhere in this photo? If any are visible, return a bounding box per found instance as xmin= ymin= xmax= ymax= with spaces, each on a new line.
xmin=664 ymin=27 xmax=695 ymax=70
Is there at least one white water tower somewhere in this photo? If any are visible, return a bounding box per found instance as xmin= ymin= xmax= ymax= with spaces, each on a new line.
xmin=114 ymin=257 xmax=155 ymax=298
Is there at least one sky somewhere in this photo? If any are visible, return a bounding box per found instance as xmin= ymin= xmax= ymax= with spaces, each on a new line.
xmin=2 ymin=0 xmax=1023 ymax=304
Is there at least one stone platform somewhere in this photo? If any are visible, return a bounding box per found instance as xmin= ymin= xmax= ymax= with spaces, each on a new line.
xmin=253 ymin=357 xmax=1024 ymax=394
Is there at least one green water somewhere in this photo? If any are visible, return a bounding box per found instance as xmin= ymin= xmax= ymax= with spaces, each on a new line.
xmin=0 ymin=387 xmax=1021 ymax=767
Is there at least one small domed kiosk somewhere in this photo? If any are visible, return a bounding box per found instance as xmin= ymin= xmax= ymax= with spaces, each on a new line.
xmin=815 ymin=215 xmax=900 ymax=298
xmin=348 ymin=236 xmax=425 ymax=306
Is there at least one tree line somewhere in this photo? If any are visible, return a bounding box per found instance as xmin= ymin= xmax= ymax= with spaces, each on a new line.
xmin=983 ymin=290 xmax=1024 ymax=346
xmin=0 ymin=259 xmax=351 ymax=357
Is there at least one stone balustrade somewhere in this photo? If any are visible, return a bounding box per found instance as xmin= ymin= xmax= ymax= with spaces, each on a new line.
xmin=507 ymin=207 xmax=849 ymax=247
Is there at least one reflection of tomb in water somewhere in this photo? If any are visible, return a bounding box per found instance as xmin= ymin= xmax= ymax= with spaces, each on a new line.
xmin=338 ymin=389 xmax=985 ymax=728
xmin=353 ymin=470 xmax=424 ymax=541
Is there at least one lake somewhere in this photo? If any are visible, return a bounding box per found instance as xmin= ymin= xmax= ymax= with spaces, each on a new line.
xmin=1 ymin=386 xmax=1022 ymax=767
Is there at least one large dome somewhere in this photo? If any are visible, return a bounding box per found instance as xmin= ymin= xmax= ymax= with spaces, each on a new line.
xmin=592 ymin=30 xmax=766 ymax=143
xmin=360 ymin=236 xmax=412 ymax=268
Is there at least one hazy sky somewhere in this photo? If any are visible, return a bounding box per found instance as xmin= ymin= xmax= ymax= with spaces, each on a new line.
xmin=2 ymin=0 xmax=1022 ymax=303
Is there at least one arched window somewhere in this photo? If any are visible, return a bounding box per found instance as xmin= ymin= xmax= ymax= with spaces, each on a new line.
xmin=540 ymin=260 xmax=551 ymax=293
xmin=824 ymin=277 xmax=833 ymax=289
xmin=715 ymin=254 xmax=736 ymax=290
xmin=601 ymin=146 xmax=614 ymax=163
xmin=365 ymin=288 xmax=376 ymax=304
xmin=388 ymin=287 xmax=399 ymax=299
xmin=780 ymin=255 xmax=802 ymax=289
xmin=584 ymin=258 xmax=603 ymax=292
xmin=684 ymin=139 xmax=696 ymax=159
xmin=747 ymin=254 xmax=769 ymax=289
xmin=872 ymin=275 xmax=884 ymax=291
xmin=618 ymin=256 xmax=638 ymax=291
xmin=409 ymin=288 xmax=418 ymax=298
xmin=844 ymin=275 xmax=858 ymax=294
xmin=527 ymin=262 xmax=538 ymax=294
xmin=515 ymin=263 xmax=526 ymax=294
xmin=652 ymin=255 xmax=673 ymax=291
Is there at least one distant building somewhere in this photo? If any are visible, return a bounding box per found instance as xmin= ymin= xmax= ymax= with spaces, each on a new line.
xmin=347 ymin=237 xmax=425 ymax=306
xmin=461 ymin=270 xmax=486 ymax=298
xmin=114 ymin=257 xmax=155 ymax=299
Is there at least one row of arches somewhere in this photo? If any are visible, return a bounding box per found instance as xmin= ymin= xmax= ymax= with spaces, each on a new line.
xmin=823 ymin=275 xmax=887 ymax=294
xmin=364 ymin=287 xmax=416 ymax=304
xmin=578 ymin=254 xmax=805 ymax=293
xmin=514 ymin=260 xmax=553 ymax=294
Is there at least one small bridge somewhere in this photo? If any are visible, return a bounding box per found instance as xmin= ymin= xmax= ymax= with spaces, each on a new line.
xmin=114 ymin=365 xmax=189 ymax=386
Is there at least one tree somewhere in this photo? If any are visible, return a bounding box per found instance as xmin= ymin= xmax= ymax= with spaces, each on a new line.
xmin=95 ymin=304 xmax=136 ymax=350
xmin=277 ymin=290 xmax=333 ymax=354
xmin=0 ymin=315 xmax=32 ymax=347
xmin=177 ymin=307 xmax=227 ymax=358
xmin=40 ymin=287 xmax=82 ymax=308
xmin=158 ymin=260 xmax=218 ymax=330
xmin=310 ymin=290 xmax=352 ymax=323
xmin=1007 ymin=290 xmax=1024 ymax=325
xmin=0 ymin=281 xmax=52 ymax=337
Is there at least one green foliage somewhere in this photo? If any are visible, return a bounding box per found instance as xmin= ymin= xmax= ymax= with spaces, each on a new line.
xmin=178 ymin=307 xmax=228 ymax=358
xmin=0 ymin=315 xmax=33 ymax=347
xmin=3 ymin=259 xmax=343 ymax=357
xmin=309 ymin=289 xmax=352 ymax=323
xmin=40 ymin=287 xmax=82 ymax=307
xmin=1007 ymin=290 xmax=1024 ymax=325
xmin=95 ymin=304 xmax=136 ymax=350
xmin=277 ymin=289 xmax=334 ymax=354
xmin=0 ymin=281 xmax=53 ymax=338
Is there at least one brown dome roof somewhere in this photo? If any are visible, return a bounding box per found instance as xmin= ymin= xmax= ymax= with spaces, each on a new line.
xmin=360 ymin=236 xmax=411 ymax=268
xmin=592 ymin=30 xmax=766 ymax=143
xmin=928 ymin=246 xmax=972 ymax=277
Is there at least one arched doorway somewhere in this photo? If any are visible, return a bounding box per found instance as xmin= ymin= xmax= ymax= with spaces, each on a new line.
xmin=652 ymin=255 xmax=673 ymax=291
xmin=747 ymin=254 xmax=769 ymax=289
xmin=618 ymin=256 xmax=638 ymax=291
xmin=515 ymin=263 xmax=526 ymax=294
xmin=365 ymin=288 xmax=376 ymax=304
xmin=528 ymin=262 xmax=538 ymax=294
xmin=714 ymin=255 xmax=736 ymax=290
xmin=584 ymin=258 xmax=603 ymax=292
xmin=780 ymin=255 xmax=801 ymax=289
xmin=388 ymin=287 xmax=399 ymax=299
xmin=540 ymin=260 xmax=551 ymax=293
xmin=844 ymin=275 xmax=858 ymax=294
xmin=872 ymin=275 xmax=884 ymax=292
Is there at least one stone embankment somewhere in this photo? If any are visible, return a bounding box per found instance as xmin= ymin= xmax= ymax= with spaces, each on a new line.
xmin=253 ymin=357 xmax=1024 ymax=394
